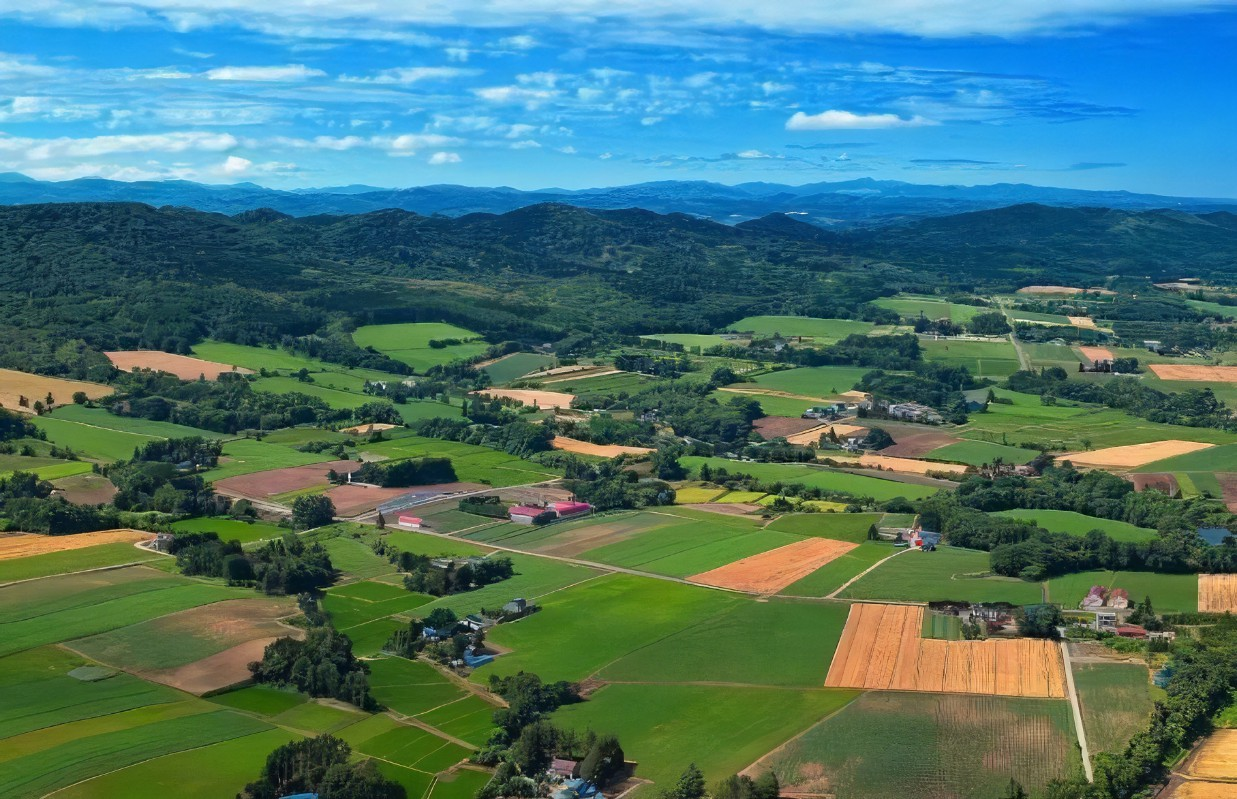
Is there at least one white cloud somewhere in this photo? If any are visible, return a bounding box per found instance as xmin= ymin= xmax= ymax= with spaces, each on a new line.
xmin=736 ymin=149 xmax=773 ymax=158
xmin=498 ymin=35 xmax=538 ymax=49
xmin=0 ymin=131 xmax=239 ymax=160
xmin=683 ymin=72 xmax=718 ymax=88
xmin=339 ymin=66 xmax=479 ymax=84
xmin=641 ymin=116 xmax=662 ymax=126
xmin=218 ymin=155 xmax=252 ymax=174
xmin=760 ymin=80 xmax=793 ymax=94
xmin=0 ymin=96 xmax=101 ymax=122
xmin=474 ymin=85 xmax=557 ymax=107
xmin=786 ymin=109 xmax=937 ymax=129
xmin=428 ymin=151 xmax=461 ymax=164
xmin=445 ymin=47 xmax=470 ymax=62
xmin=558 ymin=145 xmax=577 ymax=154
xmin=510 ymin=139 xmax=541 ymax=149
xmin=205 ymin=64 xmax=326 ymax=81
xmin=598 ymin=152 xmax=612 ymax=160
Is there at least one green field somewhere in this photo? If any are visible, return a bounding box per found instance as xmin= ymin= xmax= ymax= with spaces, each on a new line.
xmin=927 ymin=439 xmax=1037 ymax=466
xmin=353 ymin=323 xmax=490 ymax=372
xmin=600 ymin=598 xmax=850 ymax=687
xmin=1072 ymin=662 xmax=1154 ymax=758
xmin=170 ymin=517 xmax=289 ymax=545
xmin=205 ymin=438 xmax=333 ymax=481
xmin=764 ymin=512 xmax=882 ymax=542
xmin=763 ymin=691 xmax=1080 ymax=799
xmin=0 ymin=453 xmax=94 ymax=480
xmin=1046 ymin=570 xmax=1198 ymax=613
xmin=0 ymin=542 xmax=162 ymax=584
xmin=780 ymin=542 xmax=898 ymax=597
xmin=552 ymin=684 xmax=859 ymax=789
xmin=32 ymin=416 xmax=154 ymax=462
xmin=192 ymin=340 xmax=331 ymax=372
xmin=839 ymin=546 xmax=1044 ymax=604
xmin=920 ymin=338 xmax=1021 ymax=378
xmin=640 ymin=333 xmax=731 ymax=351
xmin=728 ymin=315 xmax=874 ymax=342
xmin=682 ymin=456 xmax=940 ymax=501
xmin=323 ymin=582 xmax=435 ymax=630
xmin=672 ymin=485 xmax=728 ymax=503
xmin=48 ymin=405 xmax=226 ymax=440
xmin=872 ymin=296 xmax=986 ymax=322
xmin=357 ymin=435 xmax=561 ymax=487
xmin=251 ymin=376 xmax=374 ymax=409
xmin=416 ymin=553 xmax=599 ymax=619
xmin=993 ymin=509 xmax=1158 ymax=543
xmin=743 ymin=365 xmax=876 ymax=398
xmin=1135 ymin=441 xmax=1237 ymax=472
xmin=480 ymin=352 xmax=557 ymax=384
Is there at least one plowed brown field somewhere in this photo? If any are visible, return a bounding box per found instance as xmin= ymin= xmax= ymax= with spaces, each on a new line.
xmin=1069 ymin=317 xmax=1100 ymax=329
xmin=0 ymin=368 xmax=111 ymax=413
xmin=105 ymin=351 xmax=253 ymax=380
xmin=1078 ymin=346 xmax=1115 ymax=362
xmin=551 ymin=436 xmax=654 ymax=457
xmin=824 ymin=603 xmax=1067 ymax=698
xmin=0 ymin=529 xmax=151 ymax=560
xmin=1065 ymin=440 xmax=1213 ymax=468
xmin=687 ymin=537 xmax=858 ymax=594
xmin=1199 ymin=574 xmax=1237 ymax=613
xmin=1182 ymin=729 xmax=1237 ymax=781
xmin=1150 ymin=364 xmax=1237 ymax=383
xmin=475 ymin=388 xmax=576 ymax=408
xmin=856 ymin=454 xmax=968 ymax=475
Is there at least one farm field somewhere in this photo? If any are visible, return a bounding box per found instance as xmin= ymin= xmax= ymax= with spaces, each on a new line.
xmin=322 ymin=580 xmax=434 ymax=629
xmin=1198 ymin=574 xmax=1237 ymax=613
xmin=727 ymin=315 xmax=874 ymax=342
xmin=839 ymin=547 xmax=1044 ymax=605
xmin=1072 ymin=661 xmax=1153 ymax=758
xmin=824 ymin=603 xmax=1067 ymax=697
xmin=0 ymin=541 xmax=162 ymax=584
xmin=358 ymin=435 xmax=562 ymax=486
xmin=1046 ymin=570 xmax=1198 ymax=613
xmin=1177 ymin=728 xmax=1237 ymax=782
xmin=687 ymin=537 xmax=858 ymax=594
xmin=1136 ymin=441 xmax=1237 ymax=473
xmin=639 ymin=332 xmax=731 ymax=350
xmin=105 ymin=350 xmax=253 ymax=380
xmin=480 ymin=352 xmax=557 ymax=384
xmin=871 ymin=296 xmax=986 ymax=322
xmin=1065 ymin=440 xmax=1215 ymax=469
xmin=779 ymin=543 xmax=897 ymax=597
xmin=32 ymin=415 xmax=156 ymax=462
xmin=169 ymin=517 xmax=289 ymax=545
xmin=547 ymin=370 xmax=658 ymax=398
xmin=993 ymin=509 xmax=1159 ymax=543
xmin=551 ymin=435 xmax=653 ymax=457
xmin=920 ymin=338 xmax=1022 ymax=378
xmin=0 ymin=453 xmax=94 ymax=480
xmin=0 ymin=368 xmax=111 ymax=414
xmin=0 ymin=528 xmax=150 ymax=560
xmin=192 ymin=340 xmax=331 ymax=371
xmin=673 ymin=485 xmax=727 ymax=503
xmin=413 ymin=552 xmax=600 ymax=619
xmin=926 ymin=438 xmax=1037 ymax=466
xmin=743 ymin=365 xmax=875 ymax=397
xmin=206 ymin=438 xmax=334 ymax=481
xmin=763 ymin=512 xmax=882 ymax=542
xmin=682 ymin=456 xmax=940 ymax=501
xmin=551 ymin=684 xmax=859 ymax=789
xmin=352 ymin=323 xmax=489 ymax=371
xmin=759 ymin=691 xmax=1080 ymax=799
xmin=50 ymin=404 xmax=226 ymax=439
xmin=251 ymin=376 xmax=374 ymax=409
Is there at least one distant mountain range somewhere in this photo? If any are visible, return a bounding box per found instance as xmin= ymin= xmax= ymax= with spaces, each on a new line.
xmin=1 ymin=172 xmax=1234 ymax=227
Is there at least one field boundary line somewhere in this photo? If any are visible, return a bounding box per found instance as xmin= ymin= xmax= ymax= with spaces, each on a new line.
xmin=0 ymin=558 xmax=164 ymax=589
xmin=1060 ymin=641 xmax=1094 ymax=782
xmin=823 ymin=545 xmax=915 ymax=600
xmin=736 ymin=690 xmax=862 ymax=778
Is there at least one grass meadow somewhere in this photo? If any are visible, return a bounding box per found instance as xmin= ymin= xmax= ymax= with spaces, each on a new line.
xmin=927 ymin=439 xmax=1038 ymax=466
xmin=920 ymin=338 xmax=1021 ymax=378
xmin=206 ymin=438 xmax=333 ymax=481
xmin=1046 ymin=570 xmax=1198 ymax=613
xmin=481 ymin=352 xmax=556 ymax=384
xmin=170 ymin=517 xmax=289 ymax=545
xmin=682 ymin=456 xmax=941 ymax=501
xmin=993 ymin=509 xmax=1158 ymax=543
xmin=744 ymin=365 xmax=875 ymax=397
xmin=872 ymin=296 xmax=986 ymax=322
xmin=839 ymin=546 xmax=1044 ymax=604
xmin=727 ymin=315 xmax=874 ymax=342
xmin=0 ymin=542 xmax=162 ymax=584
xmin=358 ymin=435 xmax=561 ymax=487
xmin=1072 ymin=662 xmax=1154 ymax=758
xmin=764 ymin=512 xmax=882 ymax=542
xmin=353 ymin=323 xmax=489 ymax=371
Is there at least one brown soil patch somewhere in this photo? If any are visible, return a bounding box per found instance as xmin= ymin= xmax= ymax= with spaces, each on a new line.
xmin=825 ymin=603 xmax=1066 ymax=698
xmin=1150 ymin=364 xmax=1237 ymax=383
xmin=326 ymin=481 xmax=485 ymax=516
xmin=881 ymin=430 xmax=961 ymax=458
xmin=474 ymin=388 xmax=575 ymax=408
xmin=1165 ymin=782 xmax=1237 ymax=798
xmin=0 ymin=528 xmax=151 ymax=560
xmin=856 ymin=454 xmax=968 ymax=475
xmin=1078 ymin=346 xmax=1115 ymax=362
xmin=753 ymin=416 xmax=824 ymax=440
xmin=0 ymin=368 xmax=111 ymax=414
xmin=1181 ymin=729 xmax=1237 ymax=782
xmin=1199 ymin=574 xmax=1237 ymax=613
xmin=1069 ymin=316 xmax=1100 ymax=329
xmin=339 ymin=422 xmax=399 ymax=435
xmin=1218 ymin=474 xmax=1237 ymax=512
xmin=105 ymin=351 xmax=254 ymax=381
xmin=51 ymin=473 xmax=118 ymax=505
xmin=687 ymin=538 xmax=858 ymax=594
xmin=214 ymin=460 xmax=360 ymax=499
xmin=148 ymin=637 xmax=282 ymax=695
xmin=680 ymin=503 xmax=763 ymax=516
xmin=551 ymin=436 xmax=653 ymax=457
xmin=785 ymin=424 xmax=866 ymax=447
xmin=1064 ymin=440 xmax=1213 ymax=468
xmin=1130 ymin=473 xmax=1180 ymax=496
xmin=1016 ymin=285 xmax=1115 ymax=296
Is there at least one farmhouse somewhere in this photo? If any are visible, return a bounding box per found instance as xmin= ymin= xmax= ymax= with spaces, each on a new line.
xmin=888 ymin=402 xmax=944 ymax=423
xmin=397 ymin=515 xmax=425 ymax=529
xmin=552 ymin=500 xmax=594 ymax=519
xmin=550 ymin=759 xmax=581 ymax=779
xmin=1081 ymin=585 xmax=1107 ymax=610
xmin=509 ymin=505 xmax=557 ymax=525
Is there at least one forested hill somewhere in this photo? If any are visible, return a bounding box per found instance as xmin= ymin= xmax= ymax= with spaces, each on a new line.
xmin=0 ymin=200 xmax=1234 ymax=374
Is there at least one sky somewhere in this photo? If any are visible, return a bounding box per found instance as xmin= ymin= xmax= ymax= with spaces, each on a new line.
xmin=0 ymin=1 xmax=1234 ymax=196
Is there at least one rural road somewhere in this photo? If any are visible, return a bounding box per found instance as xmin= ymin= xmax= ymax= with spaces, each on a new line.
xmin=1060 ymin=640 xmax=1094 ymax=782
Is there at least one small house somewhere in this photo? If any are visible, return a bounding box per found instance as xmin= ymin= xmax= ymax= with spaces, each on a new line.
xmin=1109 ymin=588 xmax=1130 ymax=610
xmin=552 ymin=501 xmax=593 ymax=519
xmin=1095 ymin=611 xmax=1118 ymax=631
xmin=503 ymin=598 xmax=528 ymax=615
xmin=509 ymin=505 xmax=556 ymax=525
xmin=463 ymin=647 xmax=494 ymax=668
xmin=550 ymin=759 xmax=581 ymax=780
xmin=1081 ymin=585 xmax=1107 ymax=610
xmin=1116 ymin=624 xmax=1148 ymax=639
xmin=462 ymin=614 xmax=494 ymax=632
xmin=397 ymin=515 xmax=425 ymax=529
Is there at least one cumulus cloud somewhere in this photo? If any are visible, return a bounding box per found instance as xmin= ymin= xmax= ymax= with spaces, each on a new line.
xmin=0 ymin=131 xmax=239 ymax=160
xmin=428 ymin=151 xmax=461 ymax=164
xmin=205 ymin=64 xmax=326 ymax=81
xmin=218 ymin=155 xmax=252 ymax=174
xmin=474 ymin=85 xmax=557 ymax=106
xmin=786 ymin=110 xmax=937 ymax=130
xmin=339 ymin=66 xmax=479 ymax=84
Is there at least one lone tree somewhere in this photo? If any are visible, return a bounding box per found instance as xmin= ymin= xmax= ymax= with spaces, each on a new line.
xmin=292 ymin=494 xmax=336 ymax=530
xmin=1017 ymin=604 xmax=1064 ymax=639
xmin=375 ymin=510 xmax=386 ymax=530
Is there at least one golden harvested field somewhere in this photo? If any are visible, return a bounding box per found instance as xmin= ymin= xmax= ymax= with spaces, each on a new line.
xmin=1149 ymin=364 xmax=1237 ymax=383
xmin=687 ymin=537 xmax=857 ymax=594
xmin=1016 ymin=285 xmax=1116 ymax=296
xmin=105 ymin=350 xmax=254 ymax=381
xmin=0 ymin=529 xmax=151 ymax=560
xmin=1199 ymin=574 xmax=1237 ymax=613
xmin=475 ymin=388 xmax=576 ymax=408
xmin=551 ymin=436 xmax=654 ymax=457
xmin=1078 ymin=346 xmax=1116 ymax=362
xmin=0 ymin=368 xmax=111 ymax=413
xmin=856 ymin=453 xmax=968 ymax=475
xmin=1065 ymin=440 xmax=1214 ymax=468
xmin=339 ymin=422 xmax=399 ymax=435
xmin=784 ymin=423 xmax=866 ymax=446
xmin=1069 ymin=316 xmax=1100 ymax=329
xmin=825 ymin=603 xmax=1067 ymax=698
xmin=1166 ymin=782 xmax=1237 ymax=799
xmin=1182 ymin=729 xmax=1237 ymax=781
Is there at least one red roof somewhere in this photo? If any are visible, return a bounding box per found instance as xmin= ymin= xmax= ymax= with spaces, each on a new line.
xmin=552 ymin=501 xmax=592 ymax=514
xmin=509 ymin=505 xmax=548 ymax=516
xmin=398 ymin=516 xmax=423 ymax=525
xmin=1116 ymin=624 xmax=1148 ymax=637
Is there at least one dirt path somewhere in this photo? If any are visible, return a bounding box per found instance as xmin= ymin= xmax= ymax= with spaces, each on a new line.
xmin=1060 ymin=640 xmax=1094 ymax=783
xmin=996 ymin=297 xmax=1031 ymax=371
xmin=824 ymin=545 xmax=915 ymax=600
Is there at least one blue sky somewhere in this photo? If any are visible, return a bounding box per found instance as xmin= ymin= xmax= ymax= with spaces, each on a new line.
xmin=0 ymin=1 xmax=1234 ymax=196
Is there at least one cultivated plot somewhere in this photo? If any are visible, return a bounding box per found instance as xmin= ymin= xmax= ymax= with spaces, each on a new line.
xmin=1072 ymin=661 xmax=1153 ymax=758
xmin=0 ymin=368 xmax=110 ymax=414
xmin=839 ymin=547 xmax=1043 ymax=605
xmin=1199 ymin=574 xmax=1237 ymax=613
xmin=687 ymin=537 xmax=858 ymax=595
xmin=105 ymin=350 xmax=253 ymax=380
xmin=1065 ymin=440 xmax=1215 ymax=469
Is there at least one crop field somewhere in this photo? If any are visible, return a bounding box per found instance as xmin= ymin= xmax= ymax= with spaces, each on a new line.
xmin=920 ymin=338 xmax=1022 ymax=377
xmin=926 ymin=439 xmax=1037 ymax=466
xmin=825 ymin=603 xmax=1067 ymax=697
xmin=415 ymin=695 xmax=502 ymax=747
xmin=1 ymin=565 xmax=252 ymax=656
xmin=682 ymin=456 xmax=940 ymax=501
xmin=1136 ymin=442 xmax=1237 ymax=473
xmin=1010 ymin=309 xmax=1073 ymax=324
xmin=1149 ymin=364 xmax=1237 ymax=382
xmin=744 ymin=365 xmax=875 ymax=397
xmin=334 ymin=712 xmax=472 ymax=774
xmin=839 ymin=547 xmax=1044 ymax=605
xmin=1072 ymin=661 xmax=1153 ymax=757
xmin=367 ymin=656 xmax=482 ymax=719
xmin=0 ymin=367 xmax=111 ymax=414
xmin=322 ymin=581 xmax=435 ymax=630
xmin=477 ymin=573 xmax=739 ymax=683
xmin=1024 ymin=341 xmax=1092 ymax=373
xmin=214 ymin=459 xmax=355 ymax=499
xmin=551 ymin=435 xmax=653 ymax=457
xmin=760 ymin=691 xmax=1079 ymax=799
xmin=170 ymin=516 xmax=289 ymax=544
xmin=359 ymin=435 xmax=562 ymax=486
xmin=552 ymin=683 xmax=859 ymax=789
xmin=1065 ymin=440 xmax=1215 ymax=469
xmin=49 ymin=404 xmax=226 ymax=439
xmin=32 ymin=415 xmax=154 ymax=462
xmin=640 ymin=333 xmax=731 ymax=350
xmin=764 ymin=512 xmax=882 ymax=542
xmin=0 ymin=528 xmax=151 ymax=561
xmin=320 ymin=535 xmax=399 ymax=579
xmin=872 ymin=296 xmax=985 ymax=322
xmin=548 ymin=370 xmax=658 ymax=398
xmin=251 ymin=375 xmax=374 ymax=408
xmin=601 ymin=598 xmax=850 ymax=687
xmin=206 ymin=438 xmax=334 ymax=481
xmin=1199 ymin=574 xmax=1237 ymax=612
xmin=1179 ymin=729 xmax=1237 ymax=782
xmin=0 ymin=453 xmax=94 ymax=480
xmin=779 ymin=543 xmax=899 ymax=597
xmin=727 ymin=315 xmax=874 ymax=342
xmin=0 ymin=541 xmax=162 ymax=584
xmin=993 ymin=509 xmax=1158 ymax=543
xmin=193 ymin=339 xmax=330 ymax=371
xmin=673 ymin=485 xmax=728 ymax=503
xmin=687 ymin=537 xmax=859 ymax=594
xmin=106 ymin=350 xmax=253 ymax=381
xmin=1046 ymin=570 xmax=1198 ymax=613
xmin=353 ymin=323 xmax=489 ymax=371
xmin=479 ymin=352 xmax=557 ymax=384
xmin=415 ymin=553 xmax=600 ymax=618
